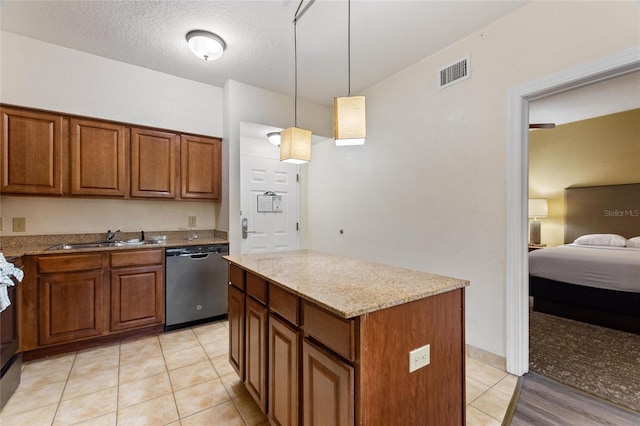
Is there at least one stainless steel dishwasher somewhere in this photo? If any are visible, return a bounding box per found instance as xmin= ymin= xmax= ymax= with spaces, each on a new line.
xmin=165 ymin=244 xmax=229 ymax=331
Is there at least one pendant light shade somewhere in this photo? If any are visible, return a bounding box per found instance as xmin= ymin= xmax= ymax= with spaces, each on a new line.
xmin=186 ymin=30 xmax=226 ymax=61
xmin=280 ymin=1 xmax=313 ymax=164
xmin=334 ymin=95 xmax=366 ymax=145
xmin=334 ymin=0 xmax=366 ymax=146
xmin=280 ymin=127 xmax=311 ymax=164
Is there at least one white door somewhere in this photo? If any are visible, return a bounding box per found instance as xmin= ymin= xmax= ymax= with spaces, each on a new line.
xmin=240 ymin=155 xmax=300 ymax=254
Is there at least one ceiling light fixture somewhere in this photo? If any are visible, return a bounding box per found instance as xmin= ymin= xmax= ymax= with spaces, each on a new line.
xmin=280 ymin=1 xmax=312 ymax=164
xmin=267 ymin=131 xmax=281 ymax=146
xmin=334 ymin=0 xmax=366 ymax=146
xmin=186 ymin=30 xmax=226 ymax=61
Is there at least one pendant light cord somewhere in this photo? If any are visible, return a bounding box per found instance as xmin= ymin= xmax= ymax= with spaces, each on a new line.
xmin=294 ymin=19 xmax=298 ymax=127
xmin=348 ymin=0 xmax=351 ymax=97
xmin=293 ymin=0 xmax=305 ymax=128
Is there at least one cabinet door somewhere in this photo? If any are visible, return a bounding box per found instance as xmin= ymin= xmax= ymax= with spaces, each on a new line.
xmin=302 ymin=338 xmax=354 ymax=426
xmin=245 ymin=296 xmax=268 ymax=412
xmin=130 ymin=128 xmax=177 ymax=198
xmin=180 ymin=135 xmax=221 ymax=200
xmin=1 ymin=107 xmax=64 ymax=195
xmin=228 ymin=284 xmax=245 ymax=379
xmin=38 ymin=271 xmax=104 ymax=346
xmin=110 ymin=265 xmax=164 ymax=331
xmin=269 ymin=315 xmax=299 ymax=426
xmin=70 ymin=118 xmax=126 ymax=196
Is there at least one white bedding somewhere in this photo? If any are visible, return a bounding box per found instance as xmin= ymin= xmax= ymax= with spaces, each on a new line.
xmin=529 ymin=244 xmax=640 ymax=293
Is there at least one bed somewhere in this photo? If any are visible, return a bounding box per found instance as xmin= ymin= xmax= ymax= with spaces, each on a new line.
xmin=528 ymin=183 xmax=640 ymax=334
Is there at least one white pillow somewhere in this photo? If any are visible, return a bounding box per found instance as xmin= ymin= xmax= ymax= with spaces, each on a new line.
xmin=626 ymin=237 xmax=640 ymax=248
xmin=573 ymin=233 xmax=627 ymax=247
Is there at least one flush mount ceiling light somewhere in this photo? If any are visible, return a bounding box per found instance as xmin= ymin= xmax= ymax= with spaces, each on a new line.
xmin=267 ymin=131 xmax=281 ymax=146
xmin=186 ymin=30 xmax=226 ymax=61
xmin=334 ymin=0 xmax=366 ymax=146
xmin=281 ymin=1 xmax=313 ymax=164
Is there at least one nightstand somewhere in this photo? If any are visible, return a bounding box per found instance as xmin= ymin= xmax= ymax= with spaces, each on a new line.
xmin=528 ymin=244 xmax=546 ymax=252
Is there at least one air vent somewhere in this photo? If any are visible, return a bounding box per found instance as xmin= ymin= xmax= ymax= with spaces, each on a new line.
xmin=439 ymin=56 xmax=470 ymax=89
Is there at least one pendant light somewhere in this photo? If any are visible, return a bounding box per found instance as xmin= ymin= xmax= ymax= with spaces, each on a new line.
xmin=334 ymin=0 xmax=366 ymax=146
xmin=281 ymin=1 xmax=312 ymax=164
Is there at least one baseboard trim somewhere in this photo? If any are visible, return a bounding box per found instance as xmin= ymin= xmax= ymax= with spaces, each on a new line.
xmin=466 ymin=344 xmax=506 ymax=371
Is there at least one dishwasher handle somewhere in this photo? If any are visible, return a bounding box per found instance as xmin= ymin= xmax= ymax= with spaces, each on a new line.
xmin=185 ymin=253 xmax=210 ymax=259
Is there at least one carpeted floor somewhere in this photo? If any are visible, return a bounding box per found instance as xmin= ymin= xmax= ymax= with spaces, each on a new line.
xmin=529 ymin=310 xmax=640 ymax=412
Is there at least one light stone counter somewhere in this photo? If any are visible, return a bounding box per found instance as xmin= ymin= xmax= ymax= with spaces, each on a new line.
xmin=224 ymin=250 xmax=469 ymax=319
xmin=0 ymin=230 xmax=228 ymax=258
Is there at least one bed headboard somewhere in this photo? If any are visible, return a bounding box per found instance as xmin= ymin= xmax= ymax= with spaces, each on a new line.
xmin=564 ymin=183 xmax=640 ymax=244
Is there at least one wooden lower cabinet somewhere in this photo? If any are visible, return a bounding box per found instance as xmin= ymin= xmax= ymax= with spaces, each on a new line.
xmin=23 ymin=249 xmax=165 ymax=353
xmin=302 ymin=338 xmax=354 ymax=426
xmin=269 ymin=314 xmax=300 ymax=426
xmin=228 ymin=284 xmax=245 ymax=378
xmin=109 ymin=249 xmax=164 ymax=332
xmin=38 ymin=270 xmax=104 ymax=346
xmin=245 ymin=296 xmax=268 ymax=412
xmin=110 ymin=265 xmax=163 ymax=331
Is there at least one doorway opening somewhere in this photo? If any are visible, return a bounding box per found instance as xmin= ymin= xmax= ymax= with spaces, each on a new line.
xmin=505 ymin=47 xmax=640 ymax=376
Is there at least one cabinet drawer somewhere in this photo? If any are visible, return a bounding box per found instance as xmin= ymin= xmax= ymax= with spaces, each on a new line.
xmin=246 ymin=272 xmax=267 ymax=305
xmin=301 ymin=301 xmax=355 ymax=362
xmin=229 ymin=263 xmax=245 ymax=290
xmin=37 ymin=254 xmax=103 ymax=273
xmin=110 ymin=249 xmax=163 ymax=268
xmin=270 ymin=284 xmax=299 ymax=326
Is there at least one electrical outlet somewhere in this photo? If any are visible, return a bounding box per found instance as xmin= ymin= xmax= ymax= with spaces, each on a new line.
xmin=13 ymin=217 xmax=27 ymax=232
xmin=188 ymin=216 xmax=196 ymax=227
xmin=409 ymin=344 xmax=430 ymax=373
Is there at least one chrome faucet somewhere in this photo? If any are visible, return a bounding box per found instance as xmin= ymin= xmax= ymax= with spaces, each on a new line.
xmin=106 ymin=229 xmax=121 ymax=241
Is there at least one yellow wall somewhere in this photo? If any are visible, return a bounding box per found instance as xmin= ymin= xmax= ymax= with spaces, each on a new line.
xmin=529 ymin=108 xmax=640 ymax=247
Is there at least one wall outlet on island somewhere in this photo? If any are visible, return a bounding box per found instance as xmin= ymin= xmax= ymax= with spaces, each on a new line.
xmin=409 ymin=344 xmax=430 ymax=373
xmin=188 ymin=216 xmax=196 ymax=228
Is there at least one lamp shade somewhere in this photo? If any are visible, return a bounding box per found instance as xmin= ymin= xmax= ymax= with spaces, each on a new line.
xmin=528 ymin=199 xmax=548 ymax=218
xmin=280 ymin=127 xmax=311 ymax=164
xmin=186 ymin=30 xmax=226 ymax=61
xmin=267 ymin=132 xmax=281 ymax=146
xmin=334 ymin=96 xmax=366 ymax=146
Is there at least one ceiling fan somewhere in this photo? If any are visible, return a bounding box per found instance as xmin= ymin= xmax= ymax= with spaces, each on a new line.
xmin=529 ymin=123 xmax=556 ymax=129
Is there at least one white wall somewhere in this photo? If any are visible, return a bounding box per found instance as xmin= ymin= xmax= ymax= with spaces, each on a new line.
xmin=0 ymin=31 xmax=223 ymax=235
xmin=223 ymin=79 xmax=332 ymax=253
xmin=306 ymin=2 xmax=640 ymax=358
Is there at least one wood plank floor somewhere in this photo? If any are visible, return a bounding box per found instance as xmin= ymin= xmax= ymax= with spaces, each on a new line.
xmin=506 ymin=373 xmax=640 ymax=425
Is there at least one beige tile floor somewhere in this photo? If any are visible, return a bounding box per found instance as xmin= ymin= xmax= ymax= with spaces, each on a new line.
xmin=0 ymin=319 xmax=517 ymax=425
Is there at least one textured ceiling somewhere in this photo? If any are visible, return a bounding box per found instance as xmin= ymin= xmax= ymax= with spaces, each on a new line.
xmin=0 ymin=0 xmax=527 ymax=106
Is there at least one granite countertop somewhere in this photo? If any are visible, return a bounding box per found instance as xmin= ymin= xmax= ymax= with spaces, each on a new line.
xmin=224 ymin=250 xmax=469 ymax=319
xmin=0 ymin=230 xmax=228 ymax=258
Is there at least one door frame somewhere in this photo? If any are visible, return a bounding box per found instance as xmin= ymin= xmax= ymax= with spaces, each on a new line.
xmin=505 ymin=46 xmax=640 ymax=375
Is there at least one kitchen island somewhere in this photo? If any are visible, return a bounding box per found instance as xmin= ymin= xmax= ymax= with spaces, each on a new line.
xmin=225 ymin=250 xmax=469 ymax=426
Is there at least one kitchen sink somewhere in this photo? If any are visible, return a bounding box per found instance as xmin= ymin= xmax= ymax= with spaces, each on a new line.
xmin=47 ymin=240 xmax=159 ymax=251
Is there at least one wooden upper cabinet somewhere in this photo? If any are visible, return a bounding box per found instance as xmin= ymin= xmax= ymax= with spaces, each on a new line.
xmin=180 ymin=135 xmax=221 ymax=200
xmin=70 ymin=118 xmax=126 ymax=197
xmin=130 ymin=128 xmax=177 ymax=199
xmin=1 ymin=106 xmax=64 ymax=195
